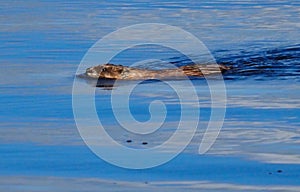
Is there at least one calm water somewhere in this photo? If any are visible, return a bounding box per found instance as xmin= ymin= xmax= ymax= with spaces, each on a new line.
xmin=1 ymin=0 xmax=300 ymax=191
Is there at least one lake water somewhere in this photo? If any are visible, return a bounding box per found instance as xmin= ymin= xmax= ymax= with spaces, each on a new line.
xmin=1 ymin=0 xmax=300 ymax=191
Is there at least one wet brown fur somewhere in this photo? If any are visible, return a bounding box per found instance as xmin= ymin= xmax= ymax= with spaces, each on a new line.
xmin=85 ymin=63 xmax=230 ymax=80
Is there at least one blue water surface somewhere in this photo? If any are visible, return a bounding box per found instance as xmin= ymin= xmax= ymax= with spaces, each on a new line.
xmin=1 ymin=0 xmax=300 ymax=191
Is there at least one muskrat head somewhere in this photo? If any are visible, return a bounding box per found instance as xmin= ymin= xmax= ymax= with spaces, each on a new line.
xmin=85 ymin=64 xmax=124 ymax=79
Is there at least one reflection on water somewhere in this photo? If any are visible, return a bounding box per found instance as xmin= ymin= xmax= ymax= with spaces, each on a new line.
xmin=1 ymin=0 xmax=300 ymax=191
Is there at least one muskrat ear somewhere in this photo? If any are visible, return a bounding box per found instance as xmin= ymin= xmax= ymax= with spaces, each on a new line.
xmin=114 ymin=65 xmax=124 ymax=74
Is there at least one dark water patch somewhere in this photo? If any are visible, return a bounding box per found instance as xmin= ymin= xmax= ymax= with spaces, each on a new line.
xmin=120 ymin=44 xmax=300 ymax=81
xmin=216 ymin=44 xmax=300 ymax=80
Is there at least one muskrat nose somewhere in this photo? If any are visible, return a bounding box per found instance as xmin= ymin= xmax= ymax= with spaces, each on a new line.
xmin=86 ymin=67 xmax=93 ymax=73
xmin=86 ymin=67 xmax=97 ymax=75
xmin=85 ymin=67 xmax=98 ymax=78
xmin=85 ymin=68 xmax=94 ymax=75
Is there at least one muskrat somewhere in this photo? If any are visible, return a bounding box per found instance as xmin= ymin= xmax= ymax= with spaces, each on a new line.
xmin=85 ymin=63 xmax=230 ymax=80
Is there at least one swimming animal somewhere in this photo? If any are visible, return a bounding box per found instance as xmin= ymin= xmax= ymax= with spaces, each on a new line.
xmin=85 ymin=63 xmax=230 ymax=80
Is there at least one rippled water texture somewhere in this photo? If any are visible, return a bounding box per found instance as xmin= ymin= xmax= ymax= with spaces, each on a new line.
xmin=0 ymin=0 xmax=300 ymax=191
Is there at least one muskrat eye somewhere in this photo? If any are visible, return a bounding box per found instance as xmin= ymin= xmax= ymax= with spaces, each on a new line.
xmin=102 ymin=68 xmax=107 ymax=72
